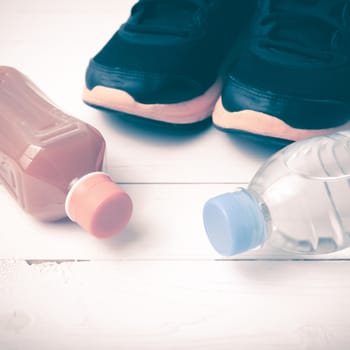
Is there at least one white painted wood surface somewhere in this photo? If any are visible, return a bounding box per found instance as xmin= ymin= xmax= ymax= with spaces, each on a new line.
xmin=1 ymin=1 xmax=350 ymax=349
xmin=1 ymin=260 xmax=350 ymax=350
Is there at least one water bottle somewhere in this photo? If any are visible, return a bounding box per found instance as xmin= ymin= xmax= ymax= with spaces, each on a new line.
xmin=203 ymin=130 xmax=350 ymax=255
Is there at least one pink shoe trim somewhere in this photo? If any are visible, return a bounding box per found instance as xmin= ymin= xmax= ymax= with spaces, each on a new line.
xmin=213 ymin=97 xmax=350 ymax=141
xmin=83 ymin=80 xmax=222 ymax=124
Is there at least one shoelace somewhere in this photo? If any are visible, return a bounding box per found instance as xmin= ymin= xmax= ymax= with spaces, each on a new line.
xmin=125 ymin=0 xmax=213 ymax=37
xmin=258 ymin=0 xmax=350 ymax=61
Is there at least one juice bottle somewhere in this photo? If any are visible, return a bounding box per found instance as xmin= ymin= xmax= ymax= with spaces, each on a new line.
xmin=0 ymin=66 xmax=132 ymax=238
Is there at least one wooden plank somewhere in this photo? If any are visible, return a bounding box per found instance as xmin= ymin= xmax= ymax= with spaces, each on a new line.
xmin=0 ymin=184 xmax=349 ymax=260
xmin=0 ymin=260 xmax=349 ymax=350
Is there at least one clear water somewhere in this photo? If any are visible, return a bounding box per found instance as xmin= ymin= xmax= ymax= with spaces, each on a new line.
xmin=249 ymin=131 xmax=350 ymax=254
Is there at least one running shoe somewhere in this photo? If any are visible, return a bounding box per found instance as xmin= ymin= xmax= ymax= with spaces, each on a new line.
xmin=213 ymin=0 xmax=350 ymax=141
xmin=83 ymin=0 xmax=255 ymax=125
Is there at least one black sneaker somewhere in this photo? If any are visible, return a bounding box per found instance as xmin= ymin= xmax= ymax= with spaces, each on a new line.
xmin=213 ymin=0 xmax=350 ymax=141
xmin=83 ymin=0 xmax=255 ymax=125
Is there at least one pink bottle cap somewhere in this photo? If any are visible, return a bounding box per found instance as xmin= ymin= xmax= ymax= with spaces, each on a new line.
xmin=65 ymin=172 xmax=132 ymax=238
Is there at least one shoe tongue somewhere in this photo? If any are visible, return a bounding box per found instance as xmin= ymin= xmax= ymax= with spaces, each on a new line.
xmin=270 ymin=18 xmax=331 ymax=51
xmin=266 ymin=0 xmax=341 ymax=55
xmin=140 ymin=3 xmax=197 ymax=29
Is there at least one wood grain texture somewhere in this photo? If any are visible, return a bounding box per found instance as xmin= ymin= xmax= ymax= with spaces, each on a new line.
xmin=0 ymin=260 xmax=350 ymax=350
xmin=1 ymin=184 xmax=349 ymax=260
xmin=1 ymin=1 xmax=350 ymax=349
xmin=0 ymin=0 xmax=287 ymax=258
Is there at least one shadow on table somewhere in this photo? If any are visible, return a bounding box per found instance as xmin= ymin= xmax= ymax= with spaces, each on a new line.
xmin=96 ymin=108 xmax=213 ymax=145
xmin=100 ymin=224 xmax=144 ymax=251
xmin=224 ymin=130 xmax=290 ymax=161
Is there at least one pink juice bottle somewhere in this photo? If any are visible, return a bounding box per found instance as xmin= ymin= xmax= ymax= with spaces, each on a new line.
xmin=0 ymin=66 xmax=132 ymax=238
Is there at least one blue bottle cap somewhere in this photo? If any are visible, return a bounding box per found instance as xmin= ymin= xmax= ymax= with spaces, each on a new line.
xmin=203 ymin=190 xmax=266 ymax=256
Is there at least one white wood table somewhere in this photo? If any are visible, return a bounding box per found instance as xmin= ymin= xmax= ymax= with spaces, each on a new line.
xmin=0 ymin=1 xmax=349 ymax=349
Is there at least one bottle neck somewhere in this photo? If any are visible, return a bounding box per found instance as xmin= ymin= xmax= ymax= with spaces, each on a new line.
xmin=240 ymin=188 xmax=270 ymax=248
xmin=65 ymin=171 xmax=108 ymax=220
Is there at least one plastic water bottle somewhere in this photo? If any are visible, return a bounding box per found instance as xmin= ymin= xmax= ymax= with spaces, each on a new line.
xmin=203 ymin=130 xmax=350 ymax=255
